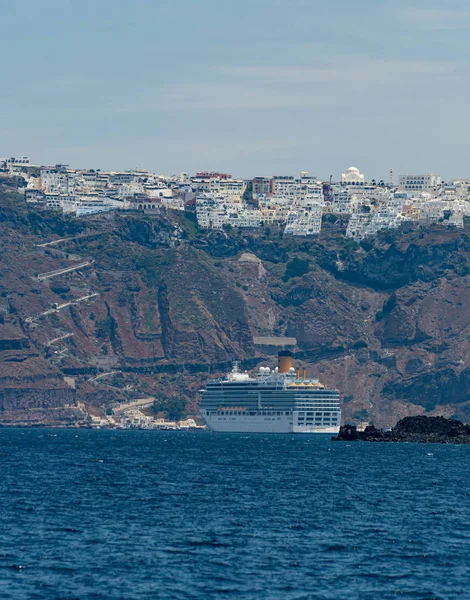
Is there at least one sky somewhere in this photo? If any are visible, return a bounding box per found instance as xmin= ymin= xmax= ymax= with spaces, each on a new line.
xmin=0 ymin=0 xmax=469 ymax=180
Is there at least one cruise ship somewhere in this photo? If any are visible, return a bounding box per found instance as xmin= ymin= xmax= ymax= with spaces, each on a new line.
xmin=199 ymin=351 xmax=341 ymax=434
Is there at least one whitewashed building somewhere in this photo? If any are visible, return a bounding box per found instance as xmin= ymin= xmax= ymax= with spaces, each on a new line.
xmin=0 ymin=156 xmax=31 ymax=173
xmin=399 ymin=174 xmax=441 ymax=192
xmin=332 ymin=188 xmax=352 ymax=213
xmin=284 ymin=204 xmax=323 ymax=236
xmin=346 ymin=213 xmax=371 ymax=239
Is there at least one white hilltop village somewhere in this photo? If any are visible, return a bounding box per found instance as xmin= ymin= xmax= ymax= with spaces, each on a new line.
xmin=2 ymin=156 xmax=470 ymax=240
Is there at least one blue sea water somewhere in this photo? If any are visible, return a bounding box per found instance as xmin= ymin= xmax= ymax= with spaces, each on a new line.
xmin=0 ymin=431 xmax=469 ymax=600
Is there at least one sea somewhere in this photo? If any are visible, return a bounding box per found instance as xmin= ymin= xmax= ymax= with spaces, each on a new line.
xmin=0 ymin=430 xmax=469 ymax=600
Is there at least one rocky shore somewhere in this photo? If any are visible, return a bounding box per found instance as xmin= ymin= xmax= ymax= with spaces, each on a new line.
xmin=332 ymin=415 xmax=470 ymax=444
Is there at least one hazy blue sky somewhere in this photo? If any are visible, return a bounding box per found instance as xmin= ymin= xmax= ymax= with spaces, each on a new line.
xmin=1 ymin=0 xmax=469 ymax=179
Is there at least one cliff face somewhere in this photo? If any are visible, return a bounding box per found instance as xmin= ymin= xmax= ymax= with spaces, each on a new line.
xmin=0 ymin=328 xmax=81 ymax=426
xmin=2 ymin=191 xmax=470 ymax=426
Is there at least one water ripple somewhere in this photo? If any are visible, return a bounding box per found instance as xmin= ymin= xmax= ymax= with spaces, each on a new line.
xmin=0 ymin=430 xmax=469 ymax=599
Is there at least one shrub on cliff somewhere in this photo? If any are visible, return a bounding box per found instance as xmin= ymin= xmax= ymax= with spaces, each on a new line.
xmin=284 ymin=258 xmax=309 ymax=279
xmin=152 ymin=396 xmax=187 ymax=421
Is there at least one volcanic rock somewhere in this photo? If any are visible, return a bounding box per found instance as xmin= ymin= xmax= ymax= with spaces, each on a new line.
xmin=332 ymin=416 xmax=470 ymax=444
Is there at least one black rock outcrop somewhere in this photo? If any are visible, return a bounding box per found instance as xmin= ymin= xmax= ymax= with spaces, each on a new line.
xmin=332 ymin=416 xmax=470 ymax=444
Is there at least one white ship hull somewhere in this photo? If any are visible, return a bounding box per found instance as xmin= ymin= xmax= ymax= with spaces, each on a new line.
xmin=201 ymin=410 xmax=340 ymax=434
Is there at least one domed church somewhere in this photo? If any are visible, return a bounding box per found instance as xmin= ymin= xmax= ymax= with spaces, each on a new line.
xmin=341 ymin=166 xmax=365 ymax=185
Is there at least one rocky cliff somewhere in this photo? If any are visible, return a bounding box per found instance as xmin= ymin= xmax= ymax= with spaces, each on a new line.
xmin=2 ymin=190 xmax=470 ymax=426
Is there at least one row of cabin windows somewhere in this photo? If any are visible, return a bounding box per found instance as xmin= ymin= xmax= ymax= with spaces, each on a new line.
xmin=207 ymin=396 xmax=340 ymax=401
xmin=208 ymin=411 xmax=290 ymax=416
xmin=298 ymin=416 xmax=339 ymax=420
xmin=205 ymin=397 xmax=340 ymax=403
xmin=203 ymin=405 xmax=339 ymax=412
xmin=207 ymin=385 xmax=338 ymax=392
xmin=205 ymin=403 xmax=340 ymax=409
xmin=298 ymin=411 xmax=339 ymax=416
xmin=298 ymin=418 xmax=338 ymax=424
xmin=205 ymin=390 xmax=339 ymax=394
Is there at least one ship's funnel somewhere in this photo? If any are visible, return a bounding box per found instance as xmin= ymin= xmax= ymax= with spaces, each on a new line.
xmin=278 ymin=350 xmax=293 ymax=374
